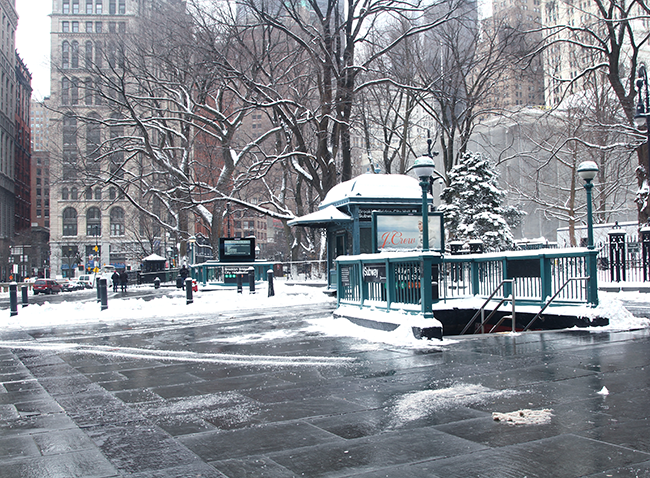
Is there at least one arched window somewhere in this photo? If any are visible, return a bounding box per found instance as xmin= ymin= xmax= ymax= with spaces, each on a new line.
xmin=87 ymin=207 xmax=101 ymax=236
xmin=95 ymin=42 xmax=103 ymax=69
xmin=85 ymin=41 xmax=93 ymax=69
xmin=62 ymin=41 xmax=70 ymax=69
xmin=86 ymin=113 xmax=101 ymax=174
xmin=70 ymin=187 xmax=78 ymax=200
xmin=109 ymin=114 xmax=124 ymax=178
xmin=71 ymin=41 xmax=79 ymax=69
xmin=108 ymin=41 xmax=116 ymax=68
xmin=110 ymin=207 xmax=125 ymax=236
xmin=95 ymin=188 xmax=102 ymax=200
xmin=62 ymin=187 xmax=69 ymax=200
xmin=70 ymin=77 xmax=79 ymax=105
xmin=85 ymin=187 xmax=92 ymax=200
xmin=109 ymin=187 xmax=116 ymax=200
xmin=63 ymin=207 xmax=78 ymax=236
xmin=63 ymin=115 xmax=78 ymax=177
xmin=61 ymin=77 xmax=70 ymax=105
xmin=84 ymin=77 xmax=93 ymax=105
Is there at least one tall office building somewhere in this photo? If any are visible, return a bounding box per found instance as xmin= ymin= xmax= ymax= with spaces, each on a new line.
xmin=49 ymin=0 xmax=149 ymax=277
xmin=0 ymin=0 xmax=17 ymax=281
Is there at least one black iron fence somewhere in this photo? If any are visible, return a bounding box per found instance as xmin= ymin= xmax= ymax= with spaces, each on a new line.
xmin=596 ymin=226 xmax=650 ymax=282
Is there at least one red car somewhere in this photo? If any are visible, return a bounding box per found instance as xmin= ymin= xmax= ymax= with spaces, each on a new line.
xmin=33 ymin=279 xmax=63 ymax=295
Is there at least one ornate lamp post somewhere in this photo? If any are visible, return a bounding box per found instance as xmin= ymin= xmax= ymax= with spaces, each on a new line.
xmin=577 ymin=160 xmax=599 ymax=306
xmin=635 ymin=65 xmax=650 ymax=177
xmin=412 ymin=156 xmax=436 ymax=251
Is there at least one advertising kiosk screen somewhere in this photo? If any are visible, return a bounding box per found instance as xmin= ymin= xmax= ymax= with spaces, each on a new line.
xmin=219 ymin=238 xmax=255 ymax=262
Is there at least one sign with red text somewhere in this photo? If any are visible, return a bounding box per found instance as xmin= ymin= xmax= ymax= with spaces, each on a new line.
xmin=373 ymin=212 xmax=444 ymax=252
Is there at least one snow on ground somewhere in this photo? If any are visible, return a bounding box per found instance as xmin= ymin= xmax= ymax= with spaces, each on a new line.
xmin=1 ymin=282 xmax=333 ymax=331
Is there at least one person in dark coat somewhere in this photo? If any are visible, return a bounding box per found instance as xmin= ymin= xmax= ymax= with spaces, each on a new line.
xmin=111 ymin=271 xmax=120 ymax=292
xmin=119 ymin=270 xmax=128 ymax=292
xmin=179 ymin=265 xmax=189 ymax=280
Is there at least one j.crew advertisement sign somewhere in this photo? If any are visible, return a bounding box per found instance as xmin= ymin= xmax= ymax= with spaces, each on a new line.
xmin=373 ymin=212 xmax=444 ymax=252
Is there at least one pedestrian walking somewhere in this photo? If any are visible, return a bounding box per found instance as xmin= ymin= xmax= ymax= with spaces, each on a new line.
xmin=120 ymin=270 xmax=128 ymax=292
xmin=111 ymin=271 xmax=120 ymax=292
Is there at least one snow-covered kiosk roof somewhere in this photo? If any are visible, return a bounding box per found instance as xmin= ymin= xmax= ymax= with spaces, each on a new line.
xmin=320 ymin=174 xmax=425 ymax=208
xmin=142 ymin=253 xmax=167 ymax=262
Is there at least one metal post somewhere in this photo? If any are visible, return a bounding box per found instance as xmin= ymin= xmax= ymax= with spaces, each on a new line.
xmin=584 ymin=179 xmax=599 ymax=306
xmin=99 ymin=278 xmax=108 ymax=311
xmin=96 ymin=276 xmax=101 ymax=302
xmin=9 ymin=282 xmax=18 ymax=317
xmin=185 ymin=277 xmax=193 ymax=305
xmin=267 ymin=269 xmax=275 ymax=297
xmin=21 ymin=285 xmax=28 ymax=308
xmin=420 ymin=179 xmax=429 ymax=252
xmin=248 ymin=267 xmax=255 ymax=294
xmin=641 ymin=221 xmax=650 ymax=282
xmin=236 ymin=273 xmax=243 ymax=293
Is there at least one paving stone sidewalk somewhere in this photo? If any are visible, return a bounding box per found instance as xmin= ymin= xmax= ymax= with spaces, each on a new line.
xmin=1 ymin=304 xmax=650 ymax=477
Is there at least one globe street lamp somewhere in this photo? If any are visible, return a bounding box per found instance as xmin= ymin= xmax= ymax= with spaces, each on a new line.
xmin=635 ymin=65 xmax=650 ymax=177
xmin=577 ymin=160 xmax=599 ymax=306
xmin=412 ymin=156 xmax=436 ymax=252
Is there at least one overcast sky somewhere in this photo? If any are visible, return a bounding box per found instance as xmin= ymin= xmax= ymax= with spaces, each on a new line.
xmin=16 ymin=0 xmax=52 ymax=101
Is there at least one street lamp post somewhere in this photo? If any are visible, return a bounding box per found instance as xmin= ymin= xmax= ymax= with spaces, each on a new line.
xmin=578 ymin=161 xmax=599 ymax=306
xmin=412 ymin=156 xmax=436 ymax=251
xmin=635 ymin=65 xmax=650 ymax=177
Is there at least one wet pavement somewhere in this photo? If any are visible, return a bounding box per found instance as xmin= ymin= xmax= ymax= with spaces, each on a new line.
xmin=2 ymin=299 xmax=650 ymax=477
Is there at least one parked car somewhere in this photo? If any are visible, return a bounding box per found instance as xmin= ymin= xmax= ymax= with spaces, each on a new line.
xmin=77 ymin=274 xmax=96 ymax=289
xmin=33 ymin=279 xmax=63 ymax=295
xmin=61 ymin=280 xmax=84 ymax=292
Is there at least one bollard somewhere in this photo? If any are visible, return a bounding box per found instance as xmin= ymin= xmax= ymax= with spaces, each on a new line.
xmin=99 ymin=278 xmax=108 ymax=311
xmin=9 ymin=282 xmax=18 ymax=317
xmin=154 ymin=277 xmax=160 ymax=289
xmin=185 ymin=277 xmax=193 ymax=305
xmin=97 ymin=277 xmax=101 ymax=302
xmin=236 ymin=273 xmax=243 ymax=293
xmin=21 ymin=285 xmax=29 ymax=308
xmin=267 ymin=269 xmax=275 ymax=297
xmin=248 ymin=267 xmax=255 ymax=294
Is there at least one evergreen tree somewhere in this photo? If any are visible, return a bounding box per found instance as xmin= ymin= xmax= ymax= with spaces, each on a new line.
xmin=439 ymin=152 xmax=524 ymax=250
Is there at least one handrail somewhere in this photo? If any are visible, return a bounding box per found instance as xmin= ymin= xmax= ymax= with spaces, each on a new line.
xmin=460 ymin=279 xmax=515 ymax=335
xmin=523 ymin=276 xmax=589 ymax=331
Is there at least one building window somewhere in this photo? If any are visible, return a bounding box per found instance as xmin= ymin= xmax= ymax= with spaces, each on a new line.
xmin=96 ymin=0 xmax=102 ymax=14
xmin=109 ymin=0 xmax=116 ymax=14
xmin=72 ymin=0 xmax=80 ymax=14
xmin=61 ymin=77 xmax=70 ymax=105
xmin=71 ymin=78 xmax=79 ymax=105
xmin=118 ymin=0 xmax=125 ymax=14
xmin=95 ymin=188 xmax=102 ymax=200
xmin=86 ymin=0 xmax=93 ymax=13
xmin=86 ymin=21 xmax=93 ymax=32
xmin=85 ymin=41 xmax=93 ymax=68
xmin=108 ymin=22 xmax=116 ymax=33
xmin=109 ymin=187 xmax=116 ymax=200
xmin=87 ymin=207 xmax=101 ymax=236
xmin=72 ymin=21 xmax=79 ymax=33
xmin=63 ymin=0 xmax=70 ymax=13
xmin=110 ymin=207 xmax=125 ymax=236
xmin=84 ymin=78 xmax=93 ymax=105
xmin=118 ymin=22 xmax=125 ymax=33
xmin=62 ymin=42 xmax=70 ymax=69
xmin=71 ymin=41 xmax=79 ymax=68
xmin=70 ymin=187 xmax=78 ymax=200
xmin=95 ymin=41 xmax=103 ymax=67
xmin=63 ymin=207 xmax=78 ymax=236
xmin=95 ymin=22 xmax=102 ymax=33
xmin=85 ymin=187 xmax=93 ymax=200
xmin=62 ymin=21 xmax=70 ymax=32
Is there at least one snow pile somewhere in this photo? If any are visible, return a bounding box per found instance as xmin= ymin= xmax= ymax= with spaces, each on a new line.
xmin=0 ymin=283 xmax=334 ymax=331
xmin=585 ymin=296 xmax=650 ymax=331
xmin=492 ymin=408 xmax=553 ymax=425
xmin=389 ymin=383 xmax=519 ymax=426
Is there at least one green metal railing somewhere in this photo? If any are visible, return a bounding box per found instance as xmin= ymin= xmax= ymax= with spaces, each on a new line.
xmin=336 ymin=247 xmax=598 ymax=316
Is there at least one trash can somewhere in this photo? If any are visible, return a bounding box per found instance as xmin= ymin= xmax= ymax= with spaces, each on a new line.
xmin=176 ymin=274 xmax=183 ymax=288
